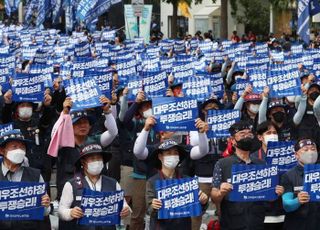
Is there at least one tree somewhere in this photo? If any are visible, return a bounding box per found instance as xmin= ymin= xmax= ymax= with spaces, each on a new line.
xmin=220 ymin=0 xmax=228 ymax=39
xmin=230 ymin=0 xmax=270 ymax=35
xmin=162 ymin=0 xmax=216 ymax=38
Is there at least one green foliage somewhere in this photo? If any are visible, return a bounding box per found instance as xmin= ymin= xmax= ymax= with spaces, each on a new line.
xmin=230 ymin=0 xmax=270 ymax=35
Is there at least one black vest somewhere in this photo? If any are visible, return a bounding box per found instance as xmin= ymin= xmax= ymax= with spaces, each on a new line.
xmin=59 ymin=174 xmax=118 ymax=230
xmin=218 ymin=155 xmax=266 ymax=230
xmin=0 ymin=165 xmax=47 ymax=230
xmin=282 ymin=165 xmax=320 ymax=230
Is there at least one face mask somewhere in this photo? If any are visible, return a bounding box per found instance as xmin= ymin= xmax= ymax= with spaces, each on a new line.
xmin=18 ymin=107 xmax=32 ymax=119
xmin=310 ymin=92 xmax=320 ymax=101
xmin=300 ymin=151 xmax=318 ymax=164
xmin=264 ymin=134 xmax=278 ymax=145
xmin=163 ymin=155 xmax=180 ymax=169
xmin=272 ymin=111 xmax=285 ymax=123
xmin=248 ymin=104 xmax=260 ymax=114
xmin=286 ymin=96 xmax=296 ymax=103
xmin=236 ymin=137 xmax=254 ymax=151
xmin=143 ymin=108 xmax=152 ymax=119
xmin=6 ymin=149 xmax=26 ymax=164
xmin=86 ymin=160 xmax=104 ymax=176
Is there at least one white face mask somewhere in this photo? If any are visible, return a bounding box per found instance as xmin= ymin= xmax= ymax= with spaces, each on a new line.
xmin=300 ymin=151 xmax=318 ymax=165
xmin=249 ymin=104 xmax=260 ymax=114
xmin=143 ymin=108 xmax=153 ymax=119
xmin=18 ymin=107 xmax=33 ymax=119
xmin=264 ymin=134 xmax=279 ymax=146
xmin=6 ymin=149 xmax=26 ymax=164
xmin=86 ymin=160 xmax=104 ymax=176
xmin=163 ymin=155 xmax=180 ymax=169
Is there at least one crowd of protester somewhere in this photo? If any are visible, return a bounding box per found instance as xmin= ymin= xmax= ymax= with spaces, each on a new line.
xmin=0 ymin=22 xmax=320 ymax=230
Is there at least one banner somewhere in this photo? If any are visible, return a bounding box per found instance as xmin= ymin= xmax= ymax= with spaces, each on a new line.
xmin=229 ymin=165 xmax=279 ymax=202
xmin=207 ymin=110 xmax=241 ymax=138
xmin=76 ymin=0 xmax=98 ymax=21
xmin=182 ymin=76 xmax=212 ymax=102
xmin=248 ymin=69 xmax=268 ymax=93
xmin=139 ymin=5 xmax=152 ymax=44
xmin=303 ymin=164 xmax=320 ymax=201
xmin=0 ymin=181 xmax=46 ymax=220
xmin=79 ymin=188 xmax=124 ymax=226
xmin=266 ymin=141 xmax=297 ymax=173
xmin=143 ymin=71 xmax=168 ymax=98
xmin=64 ymin=78 xmax=103 ymax=111
xmin=156 ymin=177 xmax=201 ymax=219
xmin=0 ymin=123 xmax=13 ymax=135
xmin=124 ymin=5 xmax=138 ymax=40
xmin=152 ymin=97 xmax=198 ymax=131
xmin=11 ymin=74 xmax=46 ymax=102
xmin=268 ymin=70 xmax=301 ymax=97
xmin=86 ymin=72 xmax=113 ymax=98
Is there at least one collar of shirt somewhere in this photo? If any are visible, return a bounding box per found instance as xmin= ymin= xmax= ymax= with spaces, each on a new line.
xmin=232 ymin=153 xmax=252 ymax=164
xmin=1 ymin=163 xmax=24 ymax=181
xmin=85 ymin=175 xmax=102 ymax=191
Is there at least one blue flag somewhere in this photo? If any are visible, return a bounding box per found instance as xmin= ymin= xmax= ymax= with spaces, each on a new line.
xmin=298 ymin=0 xmax=311 ymax=44
xmin=152 ymin=97 xmax=199 ymax=131
xmin=266 ymin=141 xmax=297 ymax=173
xmin=156 ymin=177 xmax=201 ymax=219
xmin=304 ymin=164 xmax=320 ymax=201
xmin=79 ymin=189 xmax=124 ymax=226
xmin=207 ymin=110 xmax=241 ymax=138
xmin=5 ymin=0 xmax=11 ymax=16
xmin=310 ymin=0 xmax=320 ymax=16
xmin=229 ymin=165 xmax=279 ymax=202
xmin=0 ymin=181 xmax=46 ymax=220
xmin=76 ymin=0 xmax=98 ymax=22
xmin=64 ymin=78 xmax=103 ymax=111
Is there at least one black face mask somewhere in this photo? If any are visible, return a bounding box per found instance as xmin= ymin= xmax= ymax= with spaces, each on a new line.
xmin=310 ymin=92 xmax=320 ymax=101
xmin=273 ymin=111 xmax=285 ymax=123
xmin=236 ymin=137 xmax=254 ymax=151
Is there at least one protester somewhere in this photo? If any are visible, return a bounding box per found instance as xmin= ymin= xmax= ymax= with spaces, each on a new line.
xmin=146 ymin=139 xmax=209 ymax=229
xmin=58 ymin=142 xmax=130 ymax=230
xmin=211 ymin=121 xmax=284 ymax=230
xmin=281 ymin=138 xmax=320 ymax=230
xmin=0 ymin=129 xmax=51 ymax=229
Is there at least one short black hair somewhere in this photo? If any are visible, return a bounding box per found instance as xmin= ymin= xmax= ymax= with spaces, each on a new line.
xmin=256 ymin=121 xmax=278 ymax=136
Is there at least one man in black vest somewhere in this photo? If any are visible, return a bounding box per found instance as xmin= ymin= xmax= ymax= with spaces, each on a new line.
xmin=0 ymin=129 xmax=51 ymax=230
xmin=211 ymin=121 xmax=266 ymax=230
xmin=58 ymin=142 xmax=130 ymax=230
xmin=281 ymin=137 xmax=320 ymax=230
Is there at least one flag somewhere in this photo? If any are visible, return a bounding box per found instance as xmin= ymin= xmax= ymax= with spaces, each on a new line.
xmin=298 ymin=0 xmax=311 ymax=44
xmin=36 ymin=0 xmax=46 ymax=27
xmin=310 ymin=0 xmax=320 ymax=16
xmin=5 ymin=0 xmax=11 ymax=16
xmin=52 ymin=0 xmax=62 ymax=24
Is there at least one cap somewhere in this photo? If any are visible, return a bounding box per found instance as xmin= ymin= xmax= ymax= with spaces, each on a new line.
xmin=268 ymin=100 xmax=286 ymax=110
xmin=151 ymin=139 xmax=187 ymax=169
xmin=229 ymin=121 xmax=253 ymax=136
xmin=0 ymin=129 xmax=32 ymax=148
xmin=294 ymin=138 xmax=317 ymax=152
xmin=75 ymin=143 xmax=112 ymax=170
xmin=70 ymin=110 xmax=95 ymax=125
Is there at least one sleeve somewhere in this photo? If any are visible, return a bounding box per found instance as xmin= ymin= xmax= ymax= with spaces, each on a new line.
xmin=123 ymin=102 xmax=139 ymax=131
xmin=258 ymin=96 xmax=268 ymax=124
xmin=110 ymin=105 xmax=117 ymax=120
xmin=1 ymin=103 xmax=13 ymax=123
xmin=58 ymin=182 xmax=74 ymax=221
xmin=39 ymin=105 xmax=54 ymax=129
xmin=314 ymin=95 xmax=320 ymax=124
xmin=133 ymin=129 xmax=149 ymax=160
xmin=189 ymin=131 xmax=199 ymax=146
xmin=282 ymin=192 xmax=301 ymax=213
xmin=146 ymin=179 xmax=157 ymax=216
xmin=234 ymin=97 xmax=245 ymax=111
xmin=280 ymin=173 xmax=293 ymax=194
xmin=118 ymin=95 xmax=128 ymax=122
xmin=39 ymin=175 xmax=51 ymax=216
xmin=100 ymin=113 xmax=118 ymax=147
xmin=293 ymin=94 xmax=307 ymax=125
xmin=226 ymin=64 xmax=235 ymax=85
xmin=212 ymin=161 xmax=223 ymax=189
xmin=190 ymin=132 xmax=209 ymax=160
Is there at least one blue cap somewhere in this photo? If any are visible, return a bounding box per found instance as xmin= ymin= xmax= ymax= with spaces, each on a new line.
xmin=70 ymin=110 xmax=95 ymax=125
xmin=0 ymin=129 xmax=32 ymax=148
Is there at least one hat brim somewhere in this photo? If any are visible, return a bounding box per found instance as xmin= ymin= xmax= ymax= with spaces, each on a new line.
xmin=0 ymin=138 xmax=32 ymax=149
xmin=151 ymin=145 xmax=187 ymax=169
xmin=75 ymin=150 xmax=112 ymax=170
xmin=72 ymin=115 xmax=95 ymax=125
